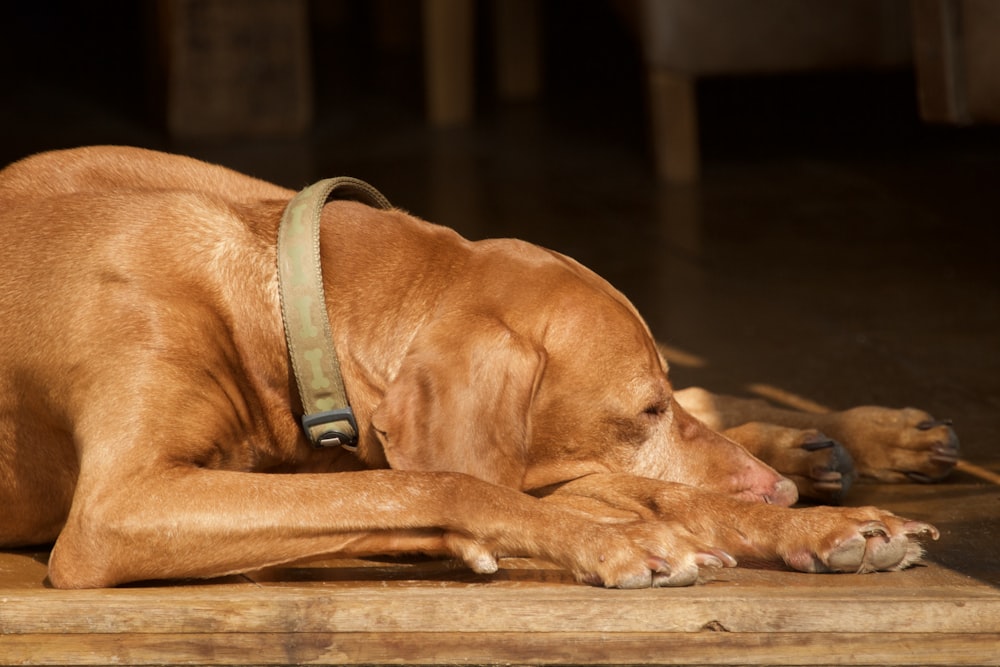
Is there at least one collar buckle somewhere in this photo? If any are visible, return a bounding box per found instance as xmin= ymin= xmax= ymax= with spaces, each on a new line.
xmin=302 ymin=409 xmax=359 ymax=451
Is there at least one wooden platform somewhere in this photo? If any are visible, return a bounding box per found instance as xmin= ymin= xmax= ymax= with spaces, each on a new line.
xmin=1 ymin=483 xmax=998 ymax=666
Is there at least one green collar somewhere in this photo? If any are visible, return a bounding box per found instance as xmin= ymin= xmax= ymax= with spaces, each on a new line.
xmin=277 ymin=177 xmax=392 ymax=450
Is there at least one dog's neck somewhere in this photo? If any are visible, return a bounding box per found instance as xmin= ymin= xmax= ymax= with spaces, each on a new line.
xmin=276 ymin=178 xmax=393 ymax=452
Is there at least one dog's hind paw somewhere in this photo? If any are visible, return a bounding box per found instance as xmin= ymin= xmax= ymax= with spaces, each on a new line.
xmin=827 ymin=407 xmax=960 ymax=483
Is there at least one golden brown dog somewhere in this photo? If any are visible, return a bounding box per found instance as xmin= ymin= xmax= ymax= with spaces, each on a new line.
xmin=0 ymin=146 xmax=953 ymax=589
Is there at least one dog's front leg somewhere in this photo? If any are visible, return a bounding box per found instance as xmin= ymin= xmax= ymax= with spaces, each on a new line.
xmin=47 ymin=467 xmax=722 ymax=589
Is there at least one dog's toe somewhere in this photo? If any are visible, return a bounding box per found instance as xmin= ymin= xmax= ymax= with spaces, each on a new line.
xmin=652 ymin=563 xmax=699 ymax=587
xmin=903 ymin=427 xmax=960 ymax=482
xmin=650 ymin=550 xmax=735 ymax=587
xmin=824 ymin=532 xmax=868 ymax=572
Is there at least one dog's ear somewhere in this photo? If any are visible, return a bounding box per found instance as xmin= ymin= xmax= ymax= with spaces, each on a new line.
xmin=371 ymin=312 xmax=545 ymax=489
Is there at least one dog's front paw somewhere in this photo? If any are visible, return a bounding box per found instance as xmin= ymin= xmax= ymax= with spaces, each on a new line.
xmin=778 ymin=506 xmax=939 ymax=574
xmin=578 ymin=522 xmax=736 ymax=589
xmin=833 ymin=407 xmax=960 ymax=483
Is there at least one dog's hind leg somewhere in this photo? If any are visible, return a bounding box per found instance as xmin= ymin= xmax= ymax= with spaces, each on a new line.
xmin=674 ymin=387 xmax=959 ymax=490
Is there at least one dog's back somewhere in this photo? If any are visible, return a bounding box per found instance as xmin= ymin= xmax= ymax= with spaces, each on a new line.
xmin=0 ymin=146 xmax=289 ymax=202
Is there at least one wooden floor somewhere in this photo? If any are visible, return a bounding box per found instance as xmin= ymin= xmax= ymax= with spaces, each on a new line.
xmin=1 ymin=484 xmax=997 ymax=666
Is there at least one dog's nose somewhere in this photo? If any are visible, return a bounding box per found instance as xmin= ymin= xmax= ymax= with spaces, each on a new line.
xmin=765 ymin=478 xmax=799 ymax=506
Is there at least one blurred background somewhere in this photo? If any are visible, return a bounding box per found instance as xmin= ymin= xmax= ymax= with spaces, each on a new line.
xmin=0 ymin=0 xmax=997 ymax=477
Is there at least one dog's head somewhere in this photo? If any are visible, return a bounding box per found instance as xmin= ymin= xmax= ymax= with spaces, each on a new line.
xmin=371 ymin=239 xmax=796 ymax=506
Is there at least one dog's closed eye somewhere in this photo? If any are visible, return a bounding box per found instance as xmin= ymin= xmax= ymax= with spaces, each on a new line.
xmin=608 ymin=401 xmax=666 ymax=443
xmin=642 ymin=402 xmax=667 ymax=418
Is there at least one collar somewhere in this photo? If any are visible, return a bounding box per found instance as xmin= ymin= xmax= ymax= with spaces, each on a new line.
xmin=277 ymin=177 xmax=392 ymax=450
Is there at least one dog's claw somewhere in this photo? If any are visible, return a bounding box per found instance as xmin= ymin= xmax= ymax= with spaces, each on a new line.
xmin=904 ymin=443 xmax=960 ymax=483
xmin=904 ymin=521 xmax=940 ymax=541
xmin=917 ymin=418 xmax=953 ymax=431
xmin=860 ymin=522 xmax=889 ymax=539
xmin=802 ymin=439 xmax=837 ymax=452
xmin=469 ymin=554 xmax=499 ymax=574
xmin=930 ymin=442 xmax=961 ymax=464
xmin=694 ymin=549 xmax=736 ymax=570
xmin=444 ymin=533 xmax=500 ymax=574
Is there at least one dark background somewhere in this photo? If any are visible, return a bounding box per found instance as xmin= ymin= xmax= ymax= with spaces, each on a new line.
xmin=1 ymin=0 xmax=997 ymax=472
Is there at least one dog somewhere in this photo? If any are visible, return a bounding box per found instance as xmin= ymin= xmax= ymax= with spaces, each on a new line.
xmin=0 ymin=146 xmax=954 ymax=589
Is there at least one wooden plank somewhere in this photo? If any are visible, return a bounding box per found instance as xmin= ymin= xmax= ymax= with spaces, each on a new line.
xmin=2 ymin=484 xmax=997 ymax=665
xmin=0 ymin=549 xmax=48 ymax=589
xmin=2 ymin=631 xmax=999 ymax=666
xmin=2 ymin=564 xmax=998 ymax=636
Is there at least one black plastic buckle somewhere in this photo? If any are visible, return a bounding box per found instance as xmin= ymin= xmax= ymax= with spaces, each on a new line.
xmin=302 ymin=408 xmax=359 ymax=451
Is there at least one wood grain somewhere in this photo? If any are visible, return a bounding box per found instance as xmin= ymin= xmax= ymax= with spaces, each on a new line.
xmin=2 ymin=632 xmax=999 ymax=666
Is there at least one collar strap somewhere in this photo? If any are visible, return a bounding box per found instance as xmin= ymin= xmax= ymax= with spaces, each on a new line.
xmin=277 ymin=177 xmax=392 ymax=450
